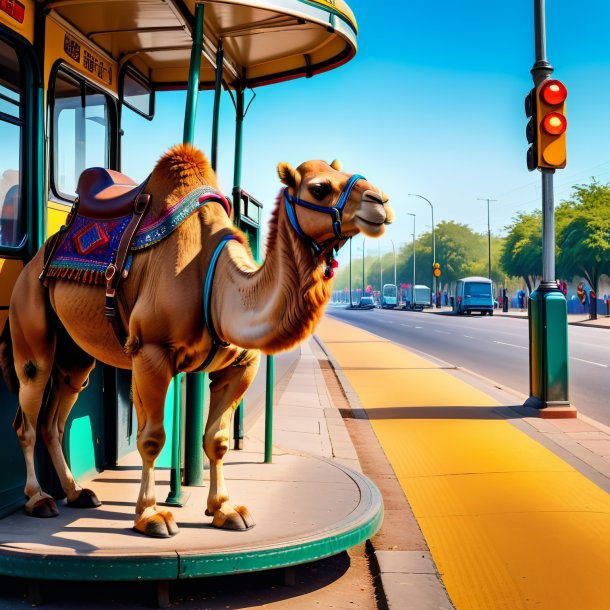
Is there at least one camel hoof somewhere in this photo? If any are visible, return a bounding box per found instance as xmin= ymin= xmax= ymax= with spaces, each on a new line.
xmin=211 ymin=505 xmax=255 ymax=530
xmin=66 ymin=488 xmax=101 ymax=509
xmin=134 ymin=510 xmax=179 ymax=538
xmin=26 ymin=497 xmax=59 ymax=518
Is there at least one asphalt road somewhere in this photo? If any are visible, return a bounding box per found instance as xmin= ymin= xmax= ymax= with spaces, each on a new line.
xmin=326 ymin=306 xmax=610 ymax=427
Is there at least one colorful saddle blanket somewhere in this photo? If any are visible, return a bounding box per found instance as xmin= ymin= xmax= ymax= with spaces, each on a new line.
xmin=47 ymin=187 xmax=230 ymax=285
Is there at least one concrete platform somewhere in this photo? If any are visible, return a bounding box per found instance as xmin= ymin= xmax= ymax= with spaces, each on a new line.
xmin=0 ymin=447 xmax=382 ymax=581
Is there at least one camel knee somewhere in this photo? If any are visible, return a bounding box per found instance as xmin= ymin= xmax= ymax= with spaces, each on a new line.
xmin=204 ymin=432 xmax=229 ymax=462
xmin=40 ymin=422 xmax=60 ymax=447
xmin=137 ymin=425 xmax=166 ymax=461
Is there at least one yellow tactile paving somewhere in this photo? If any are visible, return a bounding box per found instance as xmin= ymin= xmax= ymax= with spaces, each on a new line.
xmin=324 ymin=340 xmax=437 ymax=370
xmin=344 ymin=369 xmax=497 ymax=408
xmin=317 ymin=315 xmax=610 ymax=610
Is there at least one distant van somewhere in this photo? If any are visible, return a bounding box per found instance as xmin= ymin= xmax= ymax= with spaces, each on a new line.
xmin=404 ymin=284 xmax=431 ymax=310
xmin=454 ymin=276 xmax=494 ymax=315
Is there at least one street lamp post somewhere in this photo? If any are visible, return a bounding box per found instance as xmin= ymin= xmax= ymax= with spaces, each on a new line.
xmin=362 ymin=236 xmax=365 ymax=297
xmin=407 ymin=213 xmax=416 ymax=305
xmin=478 ymin=198 xmax=497 ymax=280
xmin=409 ymin=194 xmax=436 ymax=306
xmin=378 ymin=241 xmax=383 ymax=295
xmin=349 ymin=238 xmax=353 ymax=307
xmin=390 ymin=239 xmax=397 ymax=287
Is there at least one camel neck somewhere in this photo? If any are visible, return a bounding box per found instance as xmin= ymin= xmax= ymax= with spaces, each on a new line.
xmin=212 ymin=199 xmax=331 ymax=353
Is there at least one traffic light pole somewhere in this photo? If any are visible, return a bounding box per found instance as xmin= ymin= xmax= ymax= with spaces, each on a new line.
xmin=524 ymin=0 xmax=572 ymax=415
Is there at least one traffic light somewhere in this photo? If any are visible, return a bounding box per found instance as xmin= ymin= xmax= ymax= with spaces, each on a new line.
xmin=433 ymin=262 xmax=441 ymax=278
xmin=525 ymin=79 xmax=568 ymax=171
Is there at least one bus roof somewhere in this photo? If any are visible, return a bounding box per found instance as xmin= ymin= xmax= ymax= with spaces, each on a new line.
xmin=459 ymin=276 xmax=493 ymax=283
xmin=42 ymin=0 xmax=358 ymax=90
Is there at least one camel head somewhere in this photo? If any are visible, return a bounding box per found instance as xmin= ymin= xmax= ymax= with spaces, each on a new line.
xmin=278 ymin=159 xmax=394 ymax=255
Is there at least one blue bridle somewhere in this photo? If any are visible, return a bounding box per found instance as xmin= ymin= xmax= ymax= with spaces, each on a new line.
xmin=283 ymin=173 xmax=365 ymax=257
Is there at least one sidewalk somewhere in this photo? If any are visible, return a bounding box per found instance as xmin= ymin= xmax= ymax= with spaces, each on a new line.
xmin=427 ymin=304 xmax=610 ymax=329
xmin=311 ymin=314 xmax=610 ymax=610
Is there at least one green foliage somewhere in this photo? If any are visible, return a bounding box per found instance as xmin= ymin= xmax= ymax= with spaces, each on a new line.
xmin=557 ymin=187 xmax=610 ymax=292
xmin=500 ymin=211 xmax=542 ymax=292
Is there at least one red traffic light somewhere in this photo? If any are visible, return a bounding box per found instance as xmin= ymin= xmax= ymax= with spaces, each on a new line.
xmin=540 ymin=80 xmax=567 ymax=105
xmin=542 ymin=112 xmax=567 ymax=135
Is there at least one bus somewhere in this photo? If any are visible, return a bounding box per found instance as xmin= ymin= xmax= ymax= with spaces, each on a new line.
xmin=381 ymin=283 xmax=398 ymax=308
xmin=403 ymin=284 xmax=431 ymax=310
xmin=454 ymin=276 xmax=494 ymax=315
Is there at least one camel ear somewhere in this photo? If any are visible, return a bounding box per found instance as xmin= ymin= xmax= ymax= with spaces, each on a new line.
xmin=278 ymin=162 xmax=296 ymax=188
xmin=330 ymin=159 xmax=342 ymax=171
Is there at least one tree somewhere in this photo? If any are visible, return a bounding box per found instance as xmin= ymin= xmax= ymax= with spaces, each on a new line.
xmin=500 ymin=212 xmax=542 ymax=293
xmin=557 ymin=210 xmax=610 ymax=297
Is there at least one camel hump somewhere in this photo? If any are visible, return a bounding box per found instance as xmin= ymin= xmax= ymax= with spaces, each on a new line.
xmin=152 ymin=144 xmax=217 ymax=189
xmin=77 ymin=168 xmax=147 ymax=219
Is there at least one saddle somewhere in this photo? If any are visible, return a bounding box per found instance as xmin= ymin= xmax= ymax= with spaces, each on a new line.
xmin=40 ymin=168 xmax=152 ymax=343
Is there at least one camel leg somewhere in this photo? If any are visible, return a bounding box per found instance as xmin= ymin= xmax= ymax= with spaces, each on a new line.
xmin=131 ymin=347 xmax=177 ymax=538
xmin=204 ymin=349 xmax=260 ymax=530
xmin=39 ymin=328 xmax=99 ymax=508
xmin=8 ymin=258 xmax=58 ymax=517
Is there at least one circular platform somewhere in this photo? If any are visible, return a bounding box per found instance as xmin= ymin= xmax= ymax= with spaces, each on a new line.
xmin=0 ymin=448 xmax=383 ymax=581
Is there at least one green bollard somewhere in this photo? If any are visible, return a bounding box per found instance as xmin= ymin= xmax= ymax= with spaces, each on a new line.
xmin=525 ymin=284 xmax=569 ymax=409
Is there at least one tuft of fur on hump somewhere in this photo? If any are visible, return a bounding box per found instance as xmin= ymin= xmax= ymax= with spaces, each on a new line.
xmin=147 ymin=144 xmax=220 ymax=215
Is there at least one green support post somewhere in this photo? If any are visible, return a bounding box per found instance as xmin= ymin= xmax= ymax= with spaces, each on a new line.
xmin=184 ymin=372 xmax=206 ymax=486
xmin=264 ymin=355 xmax=274 ymax=463
xmin=183 ymin=3 xmax=204 ymax=145
xmin=231 ymin=85 xmax=245 ymax=448
xmin=165 ymin=376 xmax=188 ymax=505
xmin=211 ymin=39 xmax=223 ymax=171
xmin=168 ymin=2 xmax=205 ymax=499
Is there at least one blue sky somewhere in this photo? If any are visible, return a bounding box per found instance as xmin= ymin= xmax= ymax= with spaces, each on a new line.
xmin=121 ymin=0 xmax=610 ymax=267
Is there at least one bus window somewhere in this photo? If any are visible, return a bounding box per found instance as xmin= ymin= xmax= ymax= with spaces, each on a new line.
xmin=0 ymin=38 xmax=24 ymax=247
xmin=51 ymin=67 xmax=113 ymax=201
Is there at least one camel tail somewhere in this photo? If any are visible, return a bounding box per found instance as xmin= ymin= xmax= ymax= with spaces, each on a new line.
xmin=0 ymin=320 xmax=19 ymax=393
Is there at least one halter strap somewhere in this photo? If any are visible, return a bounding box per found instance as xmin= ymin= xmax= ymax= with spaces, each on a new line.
xmin=194 ymin=233 xmax=237 ymax=371
xmin=284 ymin=173 xmax=365 ymax=256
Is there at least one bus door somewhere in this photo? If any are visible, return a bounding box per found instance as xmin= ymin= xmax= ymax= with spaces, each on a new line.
xmin=0 ymin=2 xmax=42 ymax=517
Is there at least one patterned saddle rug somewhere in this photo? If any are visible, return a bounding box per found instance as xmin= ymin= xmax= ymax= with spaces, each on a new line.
xmin=46 ymin=185 xmax=230 ymax=285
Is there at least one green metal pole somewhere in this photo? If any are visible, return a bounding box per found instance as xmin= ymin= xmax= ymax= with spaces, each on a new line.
xmin=232 ymin=85 xmax=245 ymax=449
xmin=184 ymin=372 xmax=205 ymax=486
xmin=232 ymin=85 xmax=244 ymax=228
xmin=183 ymin=3 xmax=204 ymax=145
xmin=165 ymin=376 xmax=187 ymax=505
xmin=178 ymin=2 xmax=205 ymax=494
xmin=211 ymin=39 xmax=223 ymax=171
xmin=264 ymin=355 xmax=274 ymax=463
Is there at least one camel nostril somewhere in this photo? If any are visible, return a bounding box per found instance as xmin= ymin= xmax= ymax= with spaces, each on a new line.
xmin=363 ymin=189 xmax=383 ymax=204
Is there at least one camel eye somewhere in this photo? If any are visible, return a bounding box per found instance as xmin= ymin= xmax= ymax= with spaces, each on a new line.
xmin=309 ymin=183 xmax=330 ymax=201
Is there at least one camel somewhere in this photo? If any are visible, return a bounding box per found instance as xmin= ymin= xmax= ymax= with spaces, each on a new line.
xmin=0 ymin=144 xmax=394 ymax=538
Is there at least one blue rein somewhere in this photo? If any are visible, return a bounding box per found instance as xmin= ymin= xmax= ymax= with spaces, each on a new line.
xmin=283 ymin=173 xmax=365 ymax=256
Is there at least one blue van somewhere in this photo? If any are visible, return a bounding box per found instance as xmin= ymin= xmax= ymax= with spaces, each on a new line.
xmin=454 ymin=276 xmax=494 ymax=315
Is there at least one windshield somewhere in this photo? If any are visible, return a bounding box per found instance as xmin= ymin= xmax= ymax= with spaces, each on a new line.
xmin=383 ymin=285 xmax=397 ymax=297
xmin=465 ymin=282 xmax=492 ymax=297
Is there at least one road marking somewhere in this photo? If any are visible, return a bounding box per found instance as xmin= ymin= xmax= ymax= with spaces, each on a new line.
xmin=493 ymin=341 xmax=527 ymax=349
xmin=435 ymin=330 xmax=451 ymax=335
xmin=415 ymin=326 xmax=423 ymax=329
xmin=463 ymin=335 xmax=474 ymax=339
xmin=570 ymin=357 xmax=608 ymax=368
xmin=400 ymin=324 xmax=412 ymax=327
